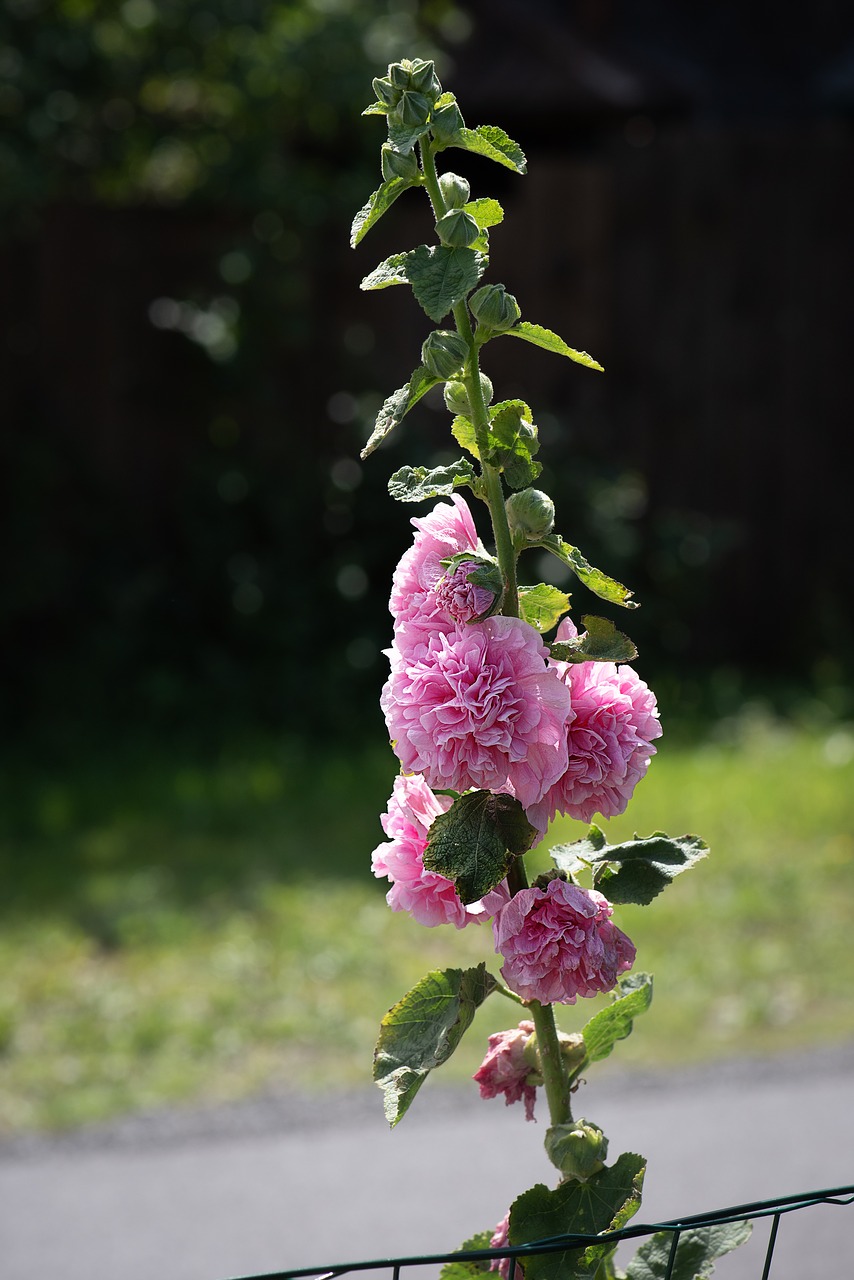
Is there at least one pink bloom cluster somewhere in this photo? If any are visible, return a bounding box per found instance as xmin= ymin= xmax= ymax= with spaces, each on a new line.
xmin=371 ymin=773 xmax=509 ymax=928
xmin=528 ymin=617 xmax=662 ymax=831
xmin=473 ymin=1019 xmax=539 ymax=1121
xmin=493 ymin=878 xmax=636 ymax=1004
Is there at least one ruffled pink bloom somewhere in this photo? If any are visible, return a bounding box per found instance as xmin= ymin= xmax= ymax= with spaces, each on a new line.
xmin=371 ymin=773 xmax=509 ymax=928
xmin=488 ymin=1213 xmax=523 ymax=1280
xmin=434 ymin=559 xmax=498 ymax=623
xmin=381 ymin=616 xmax=571 ymax=808
xmin=493 ymin=878 xmax=635 ymax=1004
xmin=389 ymin=496 xmax=484 ymax=643
xmin=526 ymin=617 xmax=662 ymax=831
xmin=473 ymin=1020 xmax=538 ymax=1121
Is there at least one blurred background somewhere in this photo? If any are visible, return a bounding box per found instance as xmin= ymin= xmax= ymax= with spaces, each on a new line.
xmin=1 ymin=0 xmax=853 ymax=1135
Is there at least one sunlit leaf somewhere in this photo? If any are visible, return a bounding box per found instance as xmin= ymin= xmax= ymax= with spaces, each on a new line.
xmin=503 ymin=323 xmax=604 ymax=371
xmin=361 ymin=366 xmax=441 ymax=458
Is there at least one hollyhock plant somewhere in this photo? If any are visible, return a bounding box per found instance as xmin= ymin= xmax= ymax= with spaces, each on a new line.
xmin=380 ymin=615 xmax=571 ymax=808
xmin=526 ymin=616 xmax=662 ymax=832
xmin=371 ymin=773 xmax=509 ymax=928
xmin=493 ymin=878 xmax=636 ymax=1005
xmin=473 ymin=1020 xmax=540 ymax=1121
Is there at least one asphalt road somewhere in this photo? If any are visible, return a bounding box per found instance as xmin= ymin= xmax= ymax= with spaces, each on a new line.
xmin=2 ymin=1046 xmax=853 ymax=1280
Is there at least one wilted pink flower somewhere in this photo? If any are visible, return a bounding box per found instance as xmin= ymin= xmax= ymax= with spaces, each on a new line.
xmin=389 ymin=496 xmax=484 ymax=641
xmin=488 ymin=1213 xmax=523 ymax=1280
xmin=371 ymin=773 xmax=509 ymax=928
xmin=381 ymin=616 xmax=571 ymax=808
xmin=473 ymin=1020 xmax=539 ymax=1121
xmin=493 ymin=878 xmax=635 ymax=1004
xmin=526 ymin=617 xmax=662 ymax=831
xmin=434 ymin=559 xmax=499 ymax=623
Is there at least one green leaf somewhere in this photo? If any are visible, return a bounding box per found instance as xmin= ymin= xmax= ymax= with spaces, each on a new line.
xmin=484 ymin=400 xmax=541 ymax=489
xmin=360 ymin=252 xmax=411 ymax=291
xmin=539 ymin=536 xmax=638 ymax=609
xmin=625 ymin=1220 xmax=752 ymax=1280
xmin=406 ymin=244 xmax=488 ymax=322
xmin=439 ymin=1231 xmax=494 ymax=1280
xmin=465 ymin=197 xmax=505 ymax=230
xmin=509 ymin=1153 xmax=646 ymax=1280
xmin=451 ymin=414 xmax=479 ymax=458
xmin=361 ymin=366 xmax=441 ymax=459
xmin=552 ymin=827 xmax=709 ymax=906
xmin=362 ymin=101 xmax=389 ymax=116
xmin=579 ymin=973 xmax=653 ymax=1070
xmin=445 ymin=124 xmax=527 ymax=174
xmin=351 ymin=178 xmax=417 ymax=248
xmin=373 ymin=964 xmax=498 ymax=1126
xmin=423 ymin=790 xmax=538 ymax=904
xmin=548 ymin=615 xmax=638 ymax=664
xmin=519 ymin=584 xmax=571 ymax=634
xmin=503 ymin=323 xmax=604 ymax=371
xmin=387 ymin=115 xmax=432 ymax=154
xmin=388 ymin=459 xmax=478 ymax=503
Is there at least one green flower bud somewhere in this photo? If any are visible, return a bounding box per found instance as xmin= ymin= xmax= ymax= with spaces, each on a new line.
xmin=545 ymin=1120 xmax=609 ymax=1182
xmin=430 ymin=98 xmax=465 ymax=140
xmin=389 ymin=62 xmax=412 ymax=90
xmin=408 ymin=59 xmax=442 ymax=100
xmin=381 ymin=143 xmax=420 ymax=183
xmin=372 ymin=76 xmax=400 ymax=109
xmin=421 ymin=330 xmax=469 ymax=380
xmin=469 ymin=283 xmax=522 ymax=333
xmin=396 ymin=89 xmax=431 ymax=128
xmin=505 ymin=488 xmax=555 ymax=543
xmin=438 ymin=171 xmax=471 ymax=210
xmin=443 ymin=374 xmax=494 ymax=417
xmin=435 ymin=208 xmax=480 ymax=249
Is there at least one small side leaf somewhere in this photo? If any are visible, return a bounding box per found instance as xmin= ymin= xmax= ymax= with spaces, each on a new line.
xmin=424 ymin=790 xmax=538 ymax=904
xmin=351 ymin=178 xmax=418 ymax=248
xmin=484 ymin=400 xmax=541 ymax=489
xmin=362 ymin=101 xmax=389 ymax=116
xmin=552 ymin=829 xmax=709 ymax=906
xmin=519 ymin=584 xmax=571 ymax=634
xmin=539 ymin=535 xmax=638 ymax=609
xmin=389 ymin=459 xmax=478 ymax=503
xmin=503 ymin=322 xmax=604 ymax=371
xmin=451 ymin=414 xmax=480 ymax=458
xmin=407 ymin=244 xmax=489 ymax=322
xmin=444 ymin=124 xmax=527 ymax=174
xmin=360 ymin=252 xmax=411 ymax=291
xmin=361 ymin=366 xmax=441 ymax=459
xmin=579 ymin=973 xmax=654 ymax=1070
xmin=373 ymin=964 xmax=498 ymax=1126
xmin=548 ymin=615 xmax=638 ymax=664
xmin=509 ymin=1153 xmax=646 ymax=1280
xmin=625 ymin=1220 xmax=752 ymax=1280
xmin=387 ymin=116 xmax=433 ymax=154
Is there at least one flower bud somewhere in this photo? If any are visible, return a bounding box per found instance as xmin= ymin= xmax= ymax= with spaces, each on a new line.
xmin=505 ymin=488 xmax=555 ymax=543
xmin=421 ymin=330 xmax=469 ymax=380
xmin=381 ymin=143 xmax=420 ymax=183
xmin=430 ymin=98 xmax=465 ymax=140
xmin=389 ymin=62 xmax=412 ymax=90
xmin=372 ymin=76 xmax=400 ymax=109
xmin=545 ymin=1120 xmax=609 ymax=1182
xmin=443 ymin=374 xmax=493 ymax=417
xmin=438 ymin=172 xmax=470 ymax=209
xmin=437 ymin=554 xmax=504 ymax=622
xmin=396 ymin=89 xmax=431 ymax=128
xmin=435 ymin=208 xmax=480 ymax=248
xmin=469 ymin=283 xmax=522 ymax=333
xmin=408 ymin=59 xmax=442 ymax=100
xmin=558 ymin=1032 xmax=586 ymax=1076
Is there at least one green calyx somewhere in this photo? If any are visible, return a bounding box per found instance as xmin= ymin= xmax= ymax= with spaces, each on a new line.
xmin=506 ymin=487 xmax=556 ymax=544
xmin=444 ymin=373 xmax=494 ymax=417
xmin=422 ymin=330 xmax=469 ymax=380
xmin=470 ymin=282 xmax=522 ymax=333
xmin=438 ymin=171 xmax=471 ymax=209
xmin=435 ymin=207 xmax=481 ymax=248
xmin=545 ymin=1119 xmax=610 ymax=1182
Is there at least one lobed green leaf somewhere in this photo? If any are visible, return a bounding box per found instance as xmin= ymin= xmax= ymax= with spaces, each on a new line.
xmin=451 ymin=414 xmax=479 ymax=458
xmin=439 ymin=1231 xmax=494 ymax=1280
xmin=579 ymin=973 xmax=654 ymax=1071
xmin=373 ymin=964 xmax=498 ymax=1126
xmin=361 ymin=101 xmax=389 ymax=116
xmin=406 ymin=244 xmax=489 ymax=322
xmin=360 ymin=252 xmax=411 ymax=291
xmin=483 ymin=400 xmax=541 ymax=489
xmin=424 ymin=790 xmax=538 ymax=904
xmin=519 ymin=584 xmax=571 ymax=634
xmin=625 ymin=1220 xmax=752 ymax=1280
xmin=388 ymin=459 xmax=479 ymax=503
xmin=548 ymin=615 xmax=638 ymax=664
xmin=387 ymin=116 xmax=433 ymax=154
xmin=502 ymin=322 xmax=604 ymax=371
xmin=539 ymin=536 xmax=638 ymax=608
xmin=443 ymin=124 xmax=528 ymax=174
xmin=351 ymin=177 xmax=418 ymax=248
xmin=361 ymin=366 xmax=441 ymax=459
xmin=508 ymin=1153 xmax=646 ymax=1280
xmin=552 ymin=826 xmax=709 ymax=906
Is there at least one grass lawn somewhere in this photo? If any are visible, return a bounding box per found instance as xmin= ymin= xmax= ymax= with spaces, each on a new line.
xmin=1 ymin=710 xmax=853 ymax=1134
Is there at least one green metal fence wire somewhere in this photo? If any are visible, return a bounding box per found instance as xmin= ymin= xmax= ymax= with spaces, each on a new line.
xmin=225 ymin=1184 xmax=854 ymax=1280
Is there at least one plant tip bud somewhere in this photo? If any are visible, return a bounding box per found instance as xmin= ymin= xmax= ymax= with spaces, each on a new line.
xmin=422 ymin=330 xmax=469 ymax=380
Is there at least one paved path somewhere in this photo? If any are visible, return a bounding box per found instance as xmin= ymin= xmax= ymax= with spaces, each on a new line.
xmin=1 ymin=1046 xmax=853 ymax=1280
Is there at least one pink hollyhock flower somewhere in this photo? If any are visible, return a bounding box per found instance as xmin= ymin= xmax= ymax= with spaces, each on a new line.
xmin=493 ymin=878 xmax=635 ymax=1004
xmin=381 ymin=615 xmax=571 ymax=809
xmin=473 ymin=1020 xmax=539 ymax=1121
xmin=371 ymin=773 xmax=509 ymax=928
xmin=488 ymin=1213 xmax=523 ymax=1280
xmin=526 ymin=617 xmax=662 ymax=831
xmin=389 ymin=495 xmax=484 ymax=640
xmin=434 ymin=558 xmax=499 ymax=623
